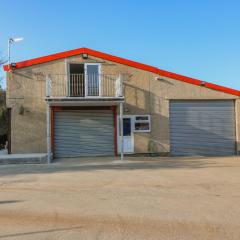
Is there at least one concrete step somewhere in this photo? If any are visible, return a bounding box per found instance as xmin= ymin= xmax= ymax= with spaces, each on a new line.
xmin=0 ymin=153 xmax=47 ymax=164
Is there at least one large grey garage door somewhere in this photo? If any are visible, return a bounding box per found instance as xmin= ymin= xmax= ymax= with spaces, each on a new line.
xmin=169 ymin=100 xmax=236 ymax=156
xmin=54 ymin=110 xmax=114 ymax=158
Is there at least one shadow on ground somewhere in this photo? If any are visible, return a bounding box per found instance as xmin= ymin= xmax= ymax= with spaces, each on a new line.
xmin=0 ymin=156 xmax=239 ymax=177
xmin=0 ymin=200 xmax=23 ymax=205
xmin=0 ymin=226 xmax=82 ymax=239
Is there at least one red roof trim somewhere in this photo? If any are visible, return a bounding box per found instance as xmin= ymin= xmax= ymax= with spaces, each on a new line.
xmin=3 ymin=47 xmax=240 ymax=96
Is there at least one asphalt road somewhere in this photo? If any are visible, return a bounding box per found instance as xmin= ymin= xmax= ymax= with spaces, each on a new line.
xmin=0 ymin=156 xmax=240 ymax=239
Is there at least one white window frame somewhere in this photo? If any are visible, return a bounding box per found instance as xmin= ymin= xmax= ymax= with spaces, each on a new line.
xmin=85 ymin=63 xmax=102 ymax=97
xmin=67 ymin=62 xmax=102 ymax=97
xmin=133 ymin=115 xmax=151 ymax=132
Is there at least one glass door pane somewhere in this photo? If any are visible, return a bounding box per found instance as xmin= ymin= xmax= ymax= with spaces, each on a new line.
xmin=86 ymin=64 xmax=99 ymax=96
xmin=123 ymin=118 xmax=131 ymax=136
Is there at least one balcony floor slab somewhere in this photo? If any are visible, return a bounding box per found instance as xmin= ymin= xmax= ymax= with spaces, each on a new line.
xmin=46 ymin=97 xmax=124 ymax=106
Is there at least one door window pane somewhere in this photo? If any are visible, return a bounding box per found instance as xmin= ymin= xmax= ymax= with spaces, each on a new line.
xmin=123 ymin=118 xmax=131 ymax=136
xmin=87 ymin=65 xmax=99 ymax=96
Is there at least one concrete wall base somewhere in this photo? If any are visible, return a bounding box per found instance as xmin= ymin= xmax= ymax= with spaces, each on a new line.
xmin=0 ymin=153 xmax=47 ymax=165
xmin=122 ymin=152 xmax=170 ymax=157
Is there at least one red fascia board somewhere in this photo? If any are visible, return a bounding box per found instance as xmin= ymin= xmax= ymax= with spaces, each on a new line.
xmin=85 ymin=48 xmax=160 ymax=73
xmin=3 ymin=47 xmax=86 ymax=71
xmin=155 ymin=69 xmax=240 ymax=96
xmin=3 ymin=47 xmax=240 ymax=96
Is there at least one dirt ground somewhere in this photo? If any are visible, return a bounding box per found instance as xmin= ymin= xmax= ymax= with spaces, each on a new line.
xmin=0 ymin=156 xmax=240 ymax=240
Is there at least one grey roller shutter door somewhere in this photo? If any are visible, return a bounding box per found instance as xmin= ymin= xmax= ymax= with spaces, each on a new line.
xmin=169 ymin=100 xmax=236 ymax=156
xmin=54 ymin=110 xmax=114 ymax=158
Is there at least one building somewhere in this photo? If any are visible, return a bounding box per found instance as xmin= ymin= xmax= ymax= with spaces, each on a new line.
xmin=3 ymin=47 xmax=240 ymax=160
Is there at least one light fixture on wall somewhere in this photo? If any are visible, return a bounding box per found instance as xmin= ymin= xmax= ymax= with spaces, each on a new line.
xmin=10 ymin=63 xmax=17 ymax=68
xmin=154 ymin=76 xmax=164 ymax=81
xmin=82 ymin=53 xmax=88 ymax=59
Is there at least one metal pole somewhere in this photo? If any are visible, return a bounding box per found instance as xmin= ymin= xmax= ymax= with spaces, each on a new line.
xmin=8 ymin=39 xmax=11 ymax=66
xmin=46 ymin=103 xmax=51 ymax=163
xmin=120 ymin=102 xmax=124 ymax=160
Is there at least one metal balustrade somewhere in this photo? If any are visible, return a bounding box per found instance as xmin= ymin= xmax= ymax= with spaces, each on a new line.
xmin=46 ymin=74 xmax=123 ymax=98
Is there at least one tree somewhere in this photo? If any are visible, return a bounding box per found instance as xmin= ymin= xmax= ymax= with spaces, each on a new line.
xmin=0 ymin=55 xmax=7 ymax=89
xmin=0 ymin=55 xmax=7 ymax=149
xmin=0 ymin=57 xmax=6 ymax=65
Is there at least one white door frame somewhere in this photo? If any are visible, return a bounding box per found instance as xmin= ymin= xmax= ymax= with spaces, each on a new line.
xmin=117 ymin=115 xmax=134 ymax=154
xmin=84 ymin=63 xmax=102 ymax=97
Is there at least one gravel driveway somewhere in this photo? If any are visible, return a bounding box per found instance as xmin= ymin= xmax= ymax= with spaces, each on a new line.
xmin=0 ymin=156 xmax=240 ymax=240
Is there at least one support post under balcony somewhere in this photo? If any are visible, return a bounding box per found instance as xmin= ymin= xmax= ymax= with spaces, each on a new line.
xmin=46 ymin=103 xmax=51 ymax=164
xmin=120 ymin=102 xmax=124 ymax=160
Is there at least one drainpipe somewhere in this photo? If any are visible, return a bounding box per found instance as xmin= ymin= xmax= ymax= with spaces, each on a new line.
xmin=120 ymin=102 xmax=124 ymax=160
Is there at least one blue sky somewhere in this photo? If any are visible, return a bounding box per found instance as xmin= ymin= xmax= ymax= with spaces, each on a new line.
xmin=1 ymin=0 xmax=240 ymax=89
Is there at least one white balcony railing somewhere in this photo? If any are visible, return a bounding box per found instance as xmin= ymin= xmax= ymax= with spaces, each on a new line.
xmin=46 ymin=74 xmax=123 ymax=99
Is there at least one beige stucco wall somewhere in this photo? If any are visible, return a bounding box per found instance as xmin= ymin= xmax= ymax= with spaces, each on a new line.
xmin=6 ymin=54 xmax=240 ymax=155
xmin=7 ymin=59 xmax=66 ymax=153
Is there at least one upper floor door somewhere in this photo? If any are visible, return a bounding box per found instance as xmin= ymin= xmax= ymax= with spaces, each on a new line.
xmin=69 ymin=63 xmax=85 ymax=97
xmin=85 ymin=63 xmax=101 ymax=97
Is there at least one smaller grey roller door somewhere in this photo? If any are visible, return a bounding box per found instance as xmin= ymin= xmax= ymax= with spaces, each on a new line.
xmin=54 ymin=110 xmax=114 ymax=158
xmin=169 ymin=100 xmax=236 ymax=156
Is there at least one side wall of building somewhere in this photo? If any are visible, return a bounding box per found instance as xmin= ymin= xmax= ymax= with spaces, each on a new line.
xmin=236 ymin=99 xmax=240 ymax=154
xmin=6 ymin=54 xmax=240 ymax=154
xmin=6 ymin=59 xmax=65 ymax=153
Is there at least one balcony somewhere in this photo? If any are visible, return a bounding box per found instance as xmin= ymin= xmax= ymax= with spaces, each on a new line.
xmin=45 ymin=74 xmax=124 ymax=103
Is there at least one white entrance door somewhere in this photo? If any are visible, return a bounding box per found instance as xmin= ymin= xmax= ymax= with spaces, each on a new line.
xmin=118 ymin=116 xmax=134 ymax=153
